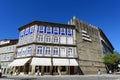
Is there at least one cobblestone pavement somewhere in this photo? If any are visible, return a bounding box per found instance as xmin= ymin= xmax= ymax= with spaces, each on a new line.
xmin=1 ymin=74 xmax=120 ymax=80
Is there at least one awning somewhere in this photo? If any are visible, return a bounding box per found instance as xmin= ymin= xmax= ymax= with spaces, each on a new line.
xmin=53 ymin=58 xmax=78 ymax=66
xmin=9 ymin=58 xmax=30 ymax=67
xmin=31 ymin=58 xmax=51 ymax=66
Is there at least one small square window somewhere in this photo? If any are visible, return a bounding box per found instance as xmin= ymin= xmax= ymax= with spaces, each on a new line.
xmin=60 ymin=28 xmax=66 ymax=35
xmin=45 ymin=36 xmax=51 ymax=43
xmin=53 ymin=36 xmax=59 ymax=43
xmin=46 ymin=26 xmax=52 ymax=34
xmin=30 ymin=26 xmax=35 ymax=34
xmin=67 ymin=28 xmax=73 ymax=36
xmin=38 ymin=26 xmax=44 ymax=33
xmin=67 ymin=48 xmax=73 ymax=57
xmin=54 ymin=27 xmax=59 ymax=34
xmin=37 ymin=35 xmax=44 ymax=42
xmin=53 ymin=47 xmax=59 ymax=56
xmin=25 ymin=28 xmax=30 ymax=35
xmin=45 ymin=47 xmax=51 ymax=55
xmin=36 ymin=46 xmax=44 ymax=55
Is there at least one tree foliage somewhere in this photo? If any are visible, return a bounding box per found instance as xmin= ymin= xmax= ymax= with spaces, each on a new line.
xmin=103 ymin=51 xmax=120 ymax=71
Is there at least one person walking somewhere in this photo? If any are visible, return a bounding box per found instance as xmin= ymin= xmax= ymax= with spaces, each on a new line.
xmin=10 ymin=70 xmax=13 ymax=76
xmin=98 ymin=69 xmax=101 ymax=75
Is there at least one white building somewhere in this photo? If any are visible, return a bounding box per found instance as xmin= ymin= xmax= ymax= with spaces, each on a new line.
xmin=9 ymin=21 xmax=78 ymax=75
xmin=0 ymin=39 xmax=18 ymax=74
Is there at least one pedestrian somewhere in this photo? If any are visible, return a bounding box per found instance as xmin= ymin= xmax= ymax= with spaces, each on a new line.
xmin=10 ymin=70 xmax=13 ymax=76
xmin=16 ymin=69 xmax=18 ymax=75
xmin=98 ymin=69 xmax=101 ymax=75
xmin=37 ymin=69 xmax=40 ymax=76
xmin=109 ymin=70 xmax=112 ymax=74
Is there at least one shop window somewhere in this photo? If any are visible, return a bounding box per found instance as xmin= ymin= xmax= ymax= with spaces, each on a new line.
xmin=44 ymin=66 xmax=50 ymax=72
xmin=61 ymin=66 xmax=66 ymax=72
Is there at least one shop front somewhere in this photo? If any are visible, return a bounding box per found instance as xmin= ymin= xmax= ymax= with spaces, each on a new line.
xmin=9 ymin=57 xmax=78 ymax=75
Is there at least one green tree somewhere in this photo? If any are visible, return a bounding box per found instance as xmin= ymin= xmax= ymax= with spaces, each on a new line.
xmin=103 ymin=51 xmax=120 ymax=72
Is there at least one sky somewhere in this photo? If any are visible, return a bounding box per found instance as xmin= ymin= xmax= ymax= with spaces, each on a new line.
xmin=0 ymin=0 xmax=120 ymax=52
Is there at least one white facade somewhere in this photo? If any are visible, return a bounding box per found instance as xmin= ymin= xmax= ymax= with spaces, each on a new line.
xmin=10 ymin=21 xmax=78 ymax=75
xmin=0 ymin=40 xmax=18 ymax=74
xmin=17 ymin=24 xmax=77 ymax=58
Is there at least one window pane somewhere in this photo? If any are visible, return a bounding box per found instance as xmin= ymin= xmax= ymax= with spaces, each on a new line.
xmin=46 ymin=26 xmax=51 ymax=33
xmin=45 ymin=36 xmax=51 ymax=42
xmin=30 ymin=26 xmax=35 ymax=33
xmin=36 ymin=46 xmax=43 ymax=55
xmin=60 ymin=28 xmax=66 ymax=35
xmin=67 ymin=48 xmax=73 ymax=56
xmin=53 ymin=36 xmax=59 ymax=43
xmin=37 ymin=35 xmax=44 ymax=42
xmin=45 ymin=47 xmax=51 ymax=55
xmin=53 ymin=47 xmax=59 ymax=56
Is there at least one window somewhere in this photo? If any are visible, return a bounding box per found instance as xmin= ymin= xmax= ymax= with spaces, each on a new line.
xmin=29 ymin=34 xmax=34 ymax=42
xmin=60 ymin=48 xmax=66 ymax=57
xmin=67 ymin=28 xmax=73 ymax=36
xmin=45 ymin=47 xmax=51 ymax=56
xmin=25 ymin=28 xmax=30 ymax=35
xmin=53 ymin=47 xmax=59 ymax=56
xmin=22 ymin=48 xmax=26 ymax=56
xmin=54 ymin=27 xmax=59 ymax=34
xmin=53 ymin=36 xmax=59 ymax=43
xmin=45 ymin=36 xmax=51 ymax=43
xmin=30 ymin=26 xmax=35 ymax=34
xmin=60 ymin=28 xmax=66 ymax=35
xmin=46 ymin=26 xmax=51 ymax=34
xmin=27 ymin=47 xmax=32 ymax=55
xmin=67 ymin=48 xmax=73 ymax=57
xmin=38 ymin=26 xmax=44 ymax=33
xmin=20 ymin=30 xmax=25 ymax=38
xmin=36 ymin=46 xmax=44 ymax=55
xmin=37 ymin=35 xmax=44 ymax=42
xmin=17 ymin=49 xmax=21 ymax=57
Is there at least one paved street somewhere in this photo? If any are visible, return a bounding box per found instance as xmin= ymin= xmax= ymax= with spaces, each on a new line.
xmin=1 ymin=74 xmax=120 ymax=80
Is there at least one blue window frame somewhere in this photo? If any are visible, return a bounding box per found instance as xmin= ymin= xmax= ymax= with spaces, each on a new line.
xmin=30 ymin=26 xmax=35 ymax=34
xmin=46 ymin=26 xmax=52 ymax=34
xmin=53 ymin=27 xmax=59 ymax=35
xmin=67 ymin=28 xmax=73 ymax=36
xmin=25 ymin=27 xmax=30 ymax=35
xmin=20 ymin=30 xmax=25 ymax=38
xmin=38 ymin=25 xmax=44 ymax=33
xmin=60 ymin=27 xmax=66 ymax=35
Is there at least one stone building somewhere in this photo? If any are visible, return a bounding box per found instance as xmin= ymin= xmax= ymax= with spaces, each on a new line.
xmin=68 ymin=16 xmax=114 ymax=74
xmin=0 ymin=39 xmax=18 ymax=74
